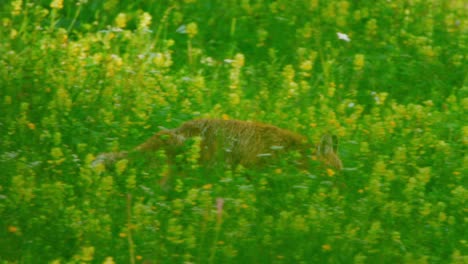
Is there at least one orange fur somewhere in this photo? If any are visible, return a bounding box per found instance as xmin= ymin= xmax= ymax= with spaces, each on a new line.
xmin=94 ymin=119 xmax=343 ymax=172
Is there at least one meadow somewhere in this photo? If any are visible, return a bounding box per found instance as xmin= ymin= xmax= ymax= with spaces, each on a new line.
xmin=0 ymin=0 xmax=466 ymax=263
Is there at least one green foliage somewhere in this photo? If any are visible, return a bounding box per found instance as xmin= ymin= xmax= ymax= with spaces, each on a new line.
xmin=0 ymin=0 xmax=466 ymax=263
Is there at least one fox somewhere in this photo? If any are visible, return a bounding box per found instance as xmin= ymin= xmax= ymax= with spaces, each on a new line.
xmin=93 ymin=119 xmax=343 ymax=176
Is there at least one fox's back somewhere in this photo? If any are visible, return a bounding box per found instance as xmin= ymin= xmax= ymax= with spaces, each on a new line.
xmin=129 ymin=118 xmax=342 ymax=170
xmin=174 ymin=119 xmax=310 ymax=166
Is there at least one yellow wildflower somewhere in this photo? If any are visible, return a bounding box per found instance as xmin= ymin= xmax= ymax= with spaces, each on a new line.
xmin=10 ymin=29 xmax=18 ymax=39
xmin=300 ymin=60 xmax=312 ymax=71
xmin=138 ymin=12 xmax=152 ymax=30
xmin=103 ymin=257 xmax=115 ymax=264
xmin=186 ymin=22 xmax=198 ymax=38
xmin=115 ymin=159 xmax=128 ymax=175
xmin=229 ymin=93 xmax=240 ymax=105
xmin=282 ymin=65 xmax=295 ymax=81
xmin=27 ymin=123 xmax=36 ymax=130
xmin=232 ymin=53 xmax=245 ymax=68
xmin=11 ymin=0 xmax=22 ymax=16
xmin=322 ymin=244 xmax=332 ymax=251
xmin=115 ymin=13 xmax=127 ymax=29
xmin=50 ymin=0 xmax=63 ymax=9
xmin=8 ymin=226 xmax=18 ymax=233
xmin=51 ymin=147 xmax=63 ymax=159
xmin=365 ymin=18 xmax=377 ymax=37
xmin=80 ymin=246 xmax=95 ymax=261
xmin=354 ymin=54 xmax=365 ymax=71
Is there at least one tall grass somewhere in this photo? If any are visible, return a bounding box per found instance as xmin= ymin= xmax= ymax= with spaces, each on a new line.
xmin=0 ymin=0 xmax=466 ymax=263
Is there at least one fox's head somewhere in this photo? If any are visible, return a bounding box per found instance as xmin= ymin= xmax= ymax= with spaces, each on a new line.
xmin=316 ymin=134 xmax=343 ymax=170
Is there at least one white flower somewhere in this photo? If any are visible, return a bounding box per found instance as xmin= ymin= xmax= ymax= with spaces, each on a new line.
xmin=337 ymin=32 xmax=351 ymax=42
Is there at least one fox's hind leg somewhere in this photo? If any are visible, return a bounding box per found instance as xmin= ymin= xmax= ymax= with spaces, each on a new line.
xmin=134 ymin=129 xmax=187 ymax=186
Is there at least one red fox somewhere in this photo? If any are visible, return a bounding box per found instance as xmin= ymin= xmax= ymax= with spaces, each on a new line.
xmin=93 ymin=119 xmax=343 ymax=172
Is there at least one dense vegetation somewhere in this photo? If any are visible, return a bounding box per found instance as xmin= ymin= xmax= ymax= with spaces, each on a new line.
xmin=0 ymin=0 xmax=466 ymax=263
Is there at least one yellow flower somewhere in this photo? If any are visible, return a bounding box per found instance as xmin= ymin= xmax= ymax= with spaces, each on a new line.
xmin=365 ymin=19 xmax=378 ymax=37
xmin=153 ymin=52 xmax=173 ymax=68
xmin=354 ymin=54 xmax=365 ymax=71
xmin=10 ymin=29 xmax=18 ymax=39
xmin=115 ymin=13 xmax=127 ymax=28
xmin=232 ymin=53 xmax=245 ymax=68
xmin=126 ymin=175 xmax=136 ymax=190
xmin=166 ymin=39 xmax=175 ymax=47
xmin=229 ymin=93 xmax=240 ymax=105
xmin=282 ymin=65 xmax=295 ymax=81
xmin=186 ymin=22 xmax=198 ymax=38
xmin=51 ymin=147 xmax=63 ymax=159
xmin=138 ymin=12 xmax=152 ymax=30
xmin=103 ymin=257 xmax=115 ymax=264
xmin=115 ymin=159 xmax=128 ymax=175
xmin=203 ymin=184 xmax=212 ymax=190
xmin=300 ymin=60 xmax=312 ymax=71
xmin=11 ymin=0 xmax=22 ymax=16
xmin=50 ymin=0 xmax=63 ymax=9
xmin=27 ymin=123 xmax=36 ymax=130
xmin=111 ymin=54 xmax=123 ymax=67
xmin=8 ymin=225 xmax=18 ymax=233
xmin=80 ymin=246 xmax=95 ymax=261
xmin=322 ymin=244 xmax=332 ymax=251
xmin=326 ymin=168 xmax=335 ymax=177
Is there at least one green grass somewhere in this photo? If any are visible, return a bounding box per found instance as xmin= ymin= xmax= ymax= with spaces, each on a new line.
xmin=0 ymin=0 xmax=467 ymax=263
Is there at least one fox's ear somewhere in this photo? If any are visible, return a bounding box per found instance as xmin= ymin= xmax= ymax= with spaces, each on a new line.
xmin=332 ymin=134 xmax=339 ymax=153
xmin=317 ymin=134 xmax=338 ymax=155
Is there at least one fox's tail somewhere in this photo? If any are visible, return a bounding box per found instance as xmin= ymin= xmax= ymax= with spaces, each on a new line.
xmin=92 ymin=129 xmax=186 ymax=168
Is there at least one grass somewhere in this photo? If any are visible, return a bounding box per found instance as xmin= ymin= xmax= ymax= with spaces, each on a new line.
xmin=0 ymin=0 xmax=466 ymax=263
